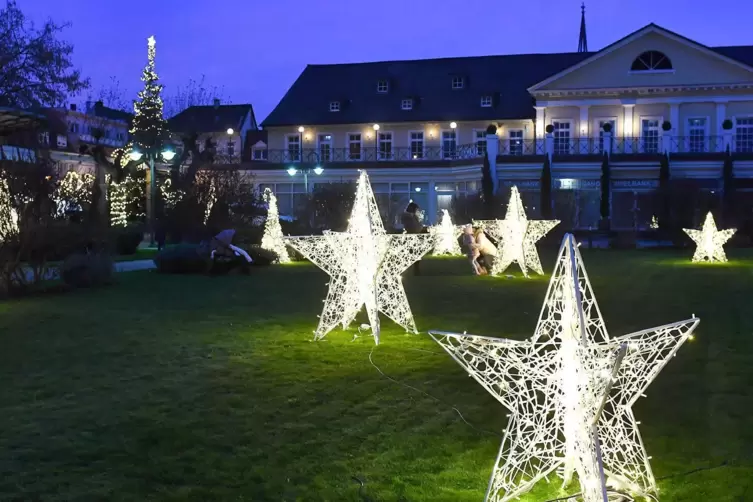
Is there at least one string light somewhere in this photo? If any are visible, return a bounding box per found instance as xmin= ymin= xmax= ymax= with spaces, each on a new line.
xmin=475 ymin=186 xmax=559 ymax=277
xmin=0 ymin=177 xmax=18 ymax=241
xmin=683 ymin=212 xmax=735 ymax=263
xmin=286 ymin=170 xmax=433 ymax=345
xmin=430 ymin=233 xmax=699 ymax=502
xmin=260 ymin=188 xmax=291 ymax=263
xmin=109 ymin=178 xmax=129 ymax=227
xmin=53 ymin=171 xmax=94 ymax=218
xmin=430 ymin=209 xmax=462 ymax=256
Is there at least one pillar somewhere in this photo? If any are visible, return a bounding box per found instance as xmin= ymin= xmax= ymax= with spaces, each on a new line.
xmin=622 ymin=104 xmax=635 ymax=154
xmin=579 ymin=105 xmax=590 ymax=153
xmin=669 ymin=103 xmax=680 ymax=153
xmin=535 ymin=106 xmax=546 ymax=138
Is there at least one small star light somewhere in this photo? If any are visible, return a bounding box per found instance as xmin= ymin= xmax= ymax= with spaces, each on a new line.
xmin=430 ymin=209 xmax=462 ymax=256
xmin=286 ymin=171 xmax=433 ymax=344
xmin=475 ymin=186 xmax=559 ymax=277
xmin=683 ymin=212 xmax=736 ymax=263
xmin=430 ymin=233 xmax=699 ymax=502
xmin=260 ymin=188 xmax=291 ymax=263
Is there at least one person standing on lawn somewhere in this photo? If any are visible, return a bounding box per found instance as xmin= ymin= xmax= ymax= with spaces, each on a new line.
xmin=401 ymin=201 xmax=425 ymax=276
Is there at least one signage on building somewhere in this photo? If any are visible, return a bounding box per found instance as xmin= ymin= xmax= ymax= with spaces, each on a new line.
xmin=554 ymin=178 xmax=600 ymax=190
xmin=612 ymin=179 xmax=659 ymax=189
xmin=503 ymin=180 xmax=540 ymax=189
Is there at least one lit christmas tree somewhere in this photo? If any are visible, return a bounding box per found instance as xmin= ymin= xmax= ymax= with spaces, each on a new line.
xmin=261 ymin=188 xmax=290 ymax=263
xmin=109 ymin=177 xmax=128 ymax=227
xmin=431 ymin=209 xmax=462 ymax=255
xmin=130 ymin=36 xmax=168 ymax=155
xmin=0 ymin=177 xmax=18 ymax=242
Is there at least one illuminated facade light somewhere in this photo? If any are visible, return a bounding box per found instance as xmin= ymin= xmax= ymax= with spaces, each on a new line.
xmin=430 ymin=234 xmax=700 ymax=502
xmin=683 ymin=212 xmax=735 ymax=263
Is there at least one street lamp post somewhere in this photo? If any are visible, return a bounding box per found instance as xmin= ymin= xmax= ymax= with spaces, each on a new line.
xmin=373 ymin=123 xmax=380 ymax=160
xmin=130 ymin=146 xmax=176 ymax=246
xmin=298 ymin=126 xmax=305 ymax=162
xmin=286 ymin=165 xmax=323 ymax=192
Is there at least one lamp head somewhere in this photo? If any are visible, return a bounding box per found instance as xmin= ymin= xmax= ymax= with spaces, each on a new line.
xmin=298 ymin=126 xmax=305 ymax=133
xmin=129 ymin=149 xmax=143 ymax=162
xmin=450 ymin=121 xmax=457 ymax=129
xmin=373 ymin=124 xmax=380 ymax=131
xmin=286 ymin=167 xmax=297 ymax=176
xmin=313 ymin=166 xmax=324 ymax=175
xmin=226 ymin=128 xmax=234 ymax=135
xmin=161 ymin=148 xmax=176 ymax=161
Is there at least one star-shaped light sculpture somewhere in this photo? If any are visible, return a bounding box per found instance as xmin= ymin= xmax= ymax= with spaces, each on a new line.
xmin=260 ymin=188 xmax=291 ymax=263
xmin=286 ymin=171 xmax=433 ymax=345
xmin=683 ymin=211 xmax=735 ymax=263
xmin=475 ymin=186 xmax=559 ymax=277
xmin=430 ymin=209 xmax=462 ymax=256
xmin=430 ymin=233 xmax=699 ymax=502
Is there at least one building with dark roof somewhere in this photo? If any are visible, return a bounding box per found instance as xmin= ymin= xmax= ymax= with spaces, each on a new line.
xmin=247 ymin=20 xmax=753 ymax=230
xmin=168 ymin=100 xmax=257 ymax=162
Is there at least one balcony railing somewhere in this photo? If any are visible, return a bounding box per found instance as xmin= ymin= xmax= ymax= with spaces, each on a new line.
xmin=497 ymin=138 xmax=546 ymax=156
xmin=255 ymin=144 xmax=483 ymax=164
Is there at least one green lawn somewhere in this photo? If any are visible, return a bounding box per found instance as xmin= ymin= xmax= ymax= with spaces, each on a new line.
xmin=1 ymin=250 xmax=752 ymax=501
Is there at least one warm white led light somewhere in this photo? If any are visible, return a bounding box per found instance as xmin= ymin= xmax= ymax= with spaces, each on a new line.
xmin=286 ymin=171 xmax=432 ymax=344
xmin=430 ymin=209 xmax=462 ymax=256
xmin=260 ymin=188 xmax=291 ymax=263
xmin=0 ymin=178 xmax=18 ymax=241
xmin=683 ymin=212 xmax=735 ymax=263
xmin=430 ymin=234 xmax=699 ymax=502
xmin=475 ymin=186 xmax=559 ymax=277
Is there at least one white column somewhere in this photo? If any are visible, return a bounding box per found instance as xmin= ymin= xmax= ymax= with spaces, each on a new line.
xmin=579 ymin=105 xmax=589 ymax=153
xmin=535 ymin=106 xmax=546 ymax=138
xmin=622 ymin=104 xmax=635 ymax=154
xmin=669 ymin=103 xmax=680 ymax=153
xmin=716 ymin=102 xmax=728 ymax=152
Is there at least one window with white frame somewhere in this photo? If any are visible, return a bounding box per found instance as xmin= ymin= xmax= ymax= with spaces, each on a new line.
xmin=329 ymin=101 xmax=340 ymax=112
xmin=480 ymin=95 xmax=493 ymax=107
xmin=687 ymin=118 xmax=708 ymax=153
xmin=451 ymin=76 xmax=464 ymax=89
xmin=251 ymin=146 xmax=267 ymax=160
xmin=552 ymin=121 xmax=571 ymax=155
xmin=442 ymin=130 xmax=457 ymax=158
xmin=641 ymin=118 xmax=661 ymax=153
xmin=348 ymin=133 xmax=362 ymax=160
xmin=409 ymin=132 xmax=424 ymax=159
xmin=597 ymin=119 xmax=616 ymax=153
xmin=377 ymin=132 xmax=393 ymax=160
xmin=286 ymin=135 xmax=301 ymax=161
xmin=474 ymin=130 xmax=486 ymax=156
xmin=509 ymin=129 xmax=524 ymax=155
xmin=401 ymin=99 xmax=413 ymax=110
xmin=69 ymin=122 xmax=79 ymax=133
xmin=377 ymin=80 xmax=389 ymax=93
xmin=318 ymin=134 xmax=333 ymax=162
xmin=735 ymin=117 xmax=753 ymax=153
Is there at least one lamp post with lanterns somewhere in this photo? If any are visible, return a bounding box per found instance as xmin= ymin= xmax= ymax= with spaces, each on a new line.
xmin=373 ymin=123 xmax=380 ymax=160
xmin=129 ymin=146 xmax=176 ymax=246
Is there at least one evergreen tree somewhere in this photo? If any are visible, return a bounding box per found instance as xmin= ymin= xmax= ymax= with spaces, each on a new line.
xmin=261 ymin=188 xmax=290 ymax=263
xmin=130 ymin=36 xmax=168 ymax=155
xmin=599 ymin=153 xmax=611 ymax=228
xmin=540 ymin=157 xmax=552 ymax=219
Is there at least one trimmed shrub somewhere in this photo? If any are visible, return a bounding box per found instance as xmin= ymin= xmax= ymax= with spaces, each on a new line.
xmin=248 ymin=245 xmax=278 ymax=266
xmin=485 ymin=124 xmax=497 ymax=135
xmin=545 ymin=124 xmax=554 ymax=134
xmin=602 ymin=122 xmax=613 ymax=133
xmin=662 ymin=121 xmax=672 ymax=131
xmin=110 ymin=225 xmax=143 ymax=255
xmin=153 ymin=244 xmax=208 ymax=274
xmin=61 ymin=252 xmax=114 ymax=289
xmin=723 ymin=119 xmax=734 ymax=130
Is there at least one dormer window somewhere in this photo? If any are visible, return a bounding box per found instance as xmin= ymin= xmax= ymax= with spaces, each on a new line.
xmin=329 ymin=101 xmax=340 ymax=112
xmin=451 ymin=76 xmax=464 ymax=89
xmin=401 ymin=99 xmax=413 ymax=110
xmin=630 ymin=51 xmax=673 ymax=72
xmin=480 ymin=95 xmax=493 ymax=107
xmin=377 ymin=80 xmax=389 ymax=93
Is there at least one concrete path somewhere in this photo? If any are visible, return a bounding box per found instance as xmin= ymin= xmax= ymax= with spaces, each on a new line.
xmin=22 ymin=258 xmax=156 ymax=282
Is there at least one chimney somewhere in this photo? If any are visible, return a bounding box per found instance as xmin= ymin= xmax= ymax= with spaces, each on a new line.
xmin=213 ymin=98 xmax=221 ymax=109
xmin=70 ymin=103 xmax=77 ymax=111
xmin=95 ymin=100 xmax=104 ymax=110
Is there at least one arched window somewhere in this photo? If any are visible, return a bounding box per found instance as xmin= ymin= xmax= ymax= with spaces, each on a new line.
xmin=630 ymin=51 xmax=673 ymax=71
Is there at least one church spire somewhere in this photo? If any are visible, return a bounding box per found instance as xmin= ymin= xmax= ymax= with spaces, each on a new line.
xmin=578 ymin=2 xmax=588 ymax=52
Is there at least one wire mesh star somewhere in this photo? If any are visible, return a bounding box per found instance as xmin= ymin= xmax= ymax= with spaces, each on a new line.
xmin=286 ymin=171 xmax=433 ymax=345
xmin=430 ymin=209 xmax=462 ymax=256
xmin=430 ymin=233 xmax=699 ymax=502
xmin=475 ymin=186 xmax=559 ymax=277
xmin=683 ymin=211 xmax=736 ymax=263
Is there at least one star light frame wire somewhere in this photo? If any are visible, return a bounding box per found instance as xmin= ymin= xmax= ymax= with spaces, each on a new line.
xmin=431 ymin=209 xmax=462 ymax=256
xmin=430 ymin=233 xmax=699 ymax=502
xmin=260 ymin=188 xmax=291 ymax=263
xmin=683 ymin=211 xmax=735 ymax=263
xmin=475 ymin=186 xmax=559 ymax=277
xmin=286 ymin=171 xmax=433 ymax=345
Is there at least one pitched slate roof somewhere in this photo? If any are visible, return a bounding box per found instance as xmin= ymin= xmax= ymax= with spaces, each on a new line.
xmin=261 ymin=52 xmax=592 ymax=127
xmin=262 ymin=25 xmax=753 ymax=128
xmin=93 ymin=102 xmax=133 ymax=123
xmin=168 ymin=104 xmax=254 ymax=134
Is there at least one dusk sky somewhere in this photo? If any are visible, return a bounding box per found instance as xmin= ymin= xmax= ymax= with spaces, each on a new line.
xmin=24 ymin=0 xmax=753 ymax=122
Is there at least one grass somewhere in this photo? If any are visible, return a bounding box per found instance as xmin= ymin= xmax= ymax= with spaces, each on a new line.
xmin=1 ymin=249 xmax=752 ymax=501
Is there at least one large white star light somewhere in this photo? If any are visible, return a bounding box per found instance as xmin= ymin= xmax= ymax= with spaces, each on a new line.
xmin=431 ymin=209 xmax=462 ymax=256
xmin=683 ymin=211 xmax=735 ymax=263
xmin=475 ymin=186 xmax=559 ymax=277
xmin=260 ymin=188 xmax=291 ymax=263
xmin=430 ymin=233 xmax=699 ymax=502
xmin=286 ymin=171 xmax=433 ymax=345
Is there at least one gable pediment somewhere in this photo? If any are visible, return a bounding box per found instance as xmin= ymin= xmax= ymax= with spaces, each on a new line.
xmin=530 ymin=26 xmax=753 ymax=94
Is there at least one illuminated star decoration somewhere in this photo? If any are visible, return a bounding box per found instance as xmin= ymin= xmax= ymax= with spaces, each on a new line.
xmin=260 ymin=188 xmax=291 ymax=263
xmin=430 ymin=209 xmax=462 ymax=256
xmin=475 ymin=186 xmax=559 ymax=277
xmin=430 ymin=233 xmax=699 ymax=502
xmin=286 ymin=171 xmax=433 ymax=345
xmin=683 ymin=211 xmax=735 ymax=263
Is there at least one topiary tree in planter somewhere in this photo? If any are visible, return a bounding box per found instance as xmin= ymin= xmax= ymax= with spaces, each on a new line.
xmin=481 ymin=148 xmax=496 ymax=218
xmin=486 ymin=124 xmax=497 ymax=135
xmin=602 ymin=122 xmax=613 ymax=133
xmin=722 ymin=119 xmax=733 ymax=130
xmin=545 ymin=124 xmax=554 ymax=134
xmin=662 ymin=121 xmax=672 ymax=132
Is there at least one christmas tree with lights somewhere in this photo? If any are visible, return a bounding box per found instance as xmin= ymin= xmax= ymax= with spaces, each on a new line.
xmin=261 ymin=188 xmax=290 ymax=263
xmin=130 ymin=36 xmax=168 ymax=155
